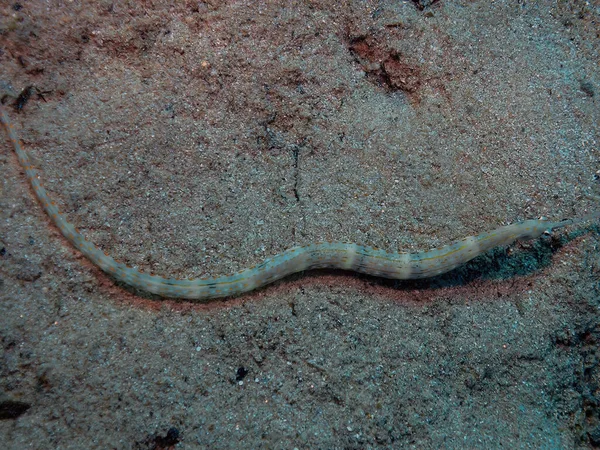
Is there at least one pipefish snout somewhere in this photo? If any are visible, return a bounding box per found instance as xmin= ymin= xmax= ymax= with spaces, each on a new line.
xmin=1 ymin=104 xmax=598 ymax=300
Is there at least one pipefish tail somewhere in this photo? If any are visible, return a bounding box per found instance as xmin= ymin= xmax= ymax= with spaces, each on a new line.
xmin=2 ymin=104 xmax=598 ymax=300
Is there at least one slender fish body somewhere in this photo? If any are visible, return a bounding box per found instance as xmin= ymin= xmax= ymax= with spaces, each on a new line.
xmin=1 ymin=104 xmax=597 ymax=300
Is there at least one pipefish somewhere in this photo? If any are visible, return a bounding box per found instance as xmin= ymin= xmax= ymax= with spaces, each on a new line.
xmin=2 ymin=104 xmax=598 ymax=300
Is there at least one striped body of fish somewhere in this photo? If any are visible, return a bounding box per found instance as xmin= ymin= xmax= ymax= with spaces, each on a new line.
xmin=1 ymin=104 xmax=597 ymax=300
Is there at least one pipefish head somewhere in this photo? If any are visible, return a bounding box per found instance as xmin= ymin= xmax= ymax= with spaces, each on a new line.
xmin=517 ymin=218 xmax=555 ymax=241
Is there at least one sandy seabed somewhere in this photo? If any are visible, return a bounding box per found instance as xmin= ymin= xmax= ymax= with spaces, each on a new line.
xmin=1 ymin=1 xmax=599 ymax=448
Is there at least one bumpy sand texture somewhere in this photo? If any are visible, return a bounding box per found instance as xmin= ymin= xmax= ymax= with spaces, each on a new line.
xmin=1 ymin=1 xmax=599 ymax=448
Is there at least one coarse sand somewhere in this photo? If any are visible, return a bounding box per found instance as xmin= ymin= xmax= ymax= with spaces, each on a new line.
xmin=1 ymin=1 xmax=599 ymax=448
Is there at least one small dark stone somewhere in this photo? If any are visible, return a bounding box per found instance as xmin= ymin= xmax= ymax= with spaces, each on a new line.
xmin=154 ymin=427 xmax=180 ymax=447
xmin=236 ymin=366 xmax=249 ymax=381
xmin=580 ymin=81 xmax=595 ymax=97
xmin=412 ymin=0 xmax=440 ymax=10
xmin=589 ymin=427 xmax=600 ymax=446
xmin=0 ymin=400 xmax=31 ymax=420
